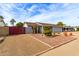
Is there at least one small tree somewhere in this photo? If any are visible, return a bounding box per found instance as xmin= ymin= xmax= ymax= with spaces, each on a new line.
xmin=0 ymin=16 xmax=4 ymax=22
xmin=57 ymin=22 xmax=65 ymax=27
xmin=16 ymin=22 xmax=24 ymax=27
xmin=77 ymin=28 xmax=79 ymax=31
xmin=0 ymin=16 xmax=4 ymax=19
xmin=10 ymin=19 xmax=16 ymax=26
xmin=0 ymin=16 xmax=6 ymax=27
xmin=43 ymin=26 xmax=52 ymax=36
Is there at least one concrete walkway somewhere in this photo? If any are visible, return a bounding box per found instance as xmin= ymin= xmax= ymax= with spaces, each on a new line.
xmin=40 ymin=32 xmax=79 ymax=56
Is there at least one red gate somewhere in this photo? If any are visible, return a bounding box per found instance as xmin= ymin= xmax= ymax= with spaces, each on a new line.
xmin=9 ymin=27 xmax=25 ymax=35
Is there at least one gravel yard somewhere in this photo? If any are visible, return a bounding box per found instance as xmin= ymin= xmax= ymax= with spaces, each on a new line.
xmin=31 ymin=34 xmax=75 ymax=47
xmin=40 ymin=32 xmax=78 ymax=56
xmin=0 ymin=33 xmax=76 ymax=56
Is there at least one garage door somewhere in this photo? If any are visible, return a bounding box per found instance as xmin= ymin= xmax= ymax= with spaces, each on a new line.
xmin=52 ymin=27 xmax=62 ymax=32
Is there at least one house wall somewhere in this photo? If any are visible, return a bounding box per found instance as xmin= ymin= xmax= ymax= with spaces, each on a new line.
xmin=25 ymin=27 xmax=33 ymax=33
xmin=0 ymin=27 xmax=9 ymax=36
xmin=52 ymin=27 xmax=62 ymax=33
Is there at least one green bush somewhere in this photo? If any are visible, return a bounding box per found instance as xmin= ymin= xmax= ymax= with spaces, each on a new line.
xmin=77 ymin=28 xmax=79 ymax=31
xmin=43 ymin=26 xmax=52 ymax=36
xmin=16 ymin=22 xmax=24 ymax=27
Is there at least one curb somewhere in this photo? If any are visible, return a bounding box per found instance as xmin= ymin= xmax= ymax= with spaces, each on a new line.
xmin=35 ymin=38 xmax=77 ymax=56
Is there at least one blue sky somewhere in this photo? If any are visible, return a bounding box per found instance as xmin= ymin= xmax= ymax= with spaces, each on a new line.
xmin=0 ymin=3 xmax=79 ymax=26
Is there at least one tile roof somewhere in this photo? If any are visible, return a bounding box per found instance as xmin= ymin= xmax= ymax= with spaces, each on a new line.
xmin=24 ymin=22 xmax=55 ymax=26
xmin=24 ymin=22 xmax=37 ymax=26
xmin=24 ymin=22 xmax=74 ymax=28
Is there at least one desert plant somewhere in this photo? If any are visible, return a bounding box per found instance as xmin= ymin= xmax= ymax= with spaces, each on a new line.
xmin=64 ymin=32 xmax=68 ymax=36
xmin=16 ymin=22 xmax=24 ymax=27
xmin=69 ymin=32 xmax=73 ymax=36
xmin=43 ymin=26 xmax=52 ymax=36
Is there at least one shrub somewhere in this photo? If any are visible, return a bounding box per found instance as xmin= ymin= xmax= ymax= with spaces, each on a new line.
xmin=43 ymin=26 xmax=52 ymax=36
xmin=77 ymin=28 xmax=79 ymax=31
xmin=64 ymin=32 xmax=68 ymax=36
xmin=16 ymin=22 xmax=24 ymax=27
xmin=69 ymin=33 xmax=73 ymax=36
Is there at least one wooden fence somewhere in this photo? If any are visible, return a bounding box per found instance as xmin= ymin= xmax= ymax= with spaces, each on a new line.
xmin=0 ymin=27 xmax=9 ymax=36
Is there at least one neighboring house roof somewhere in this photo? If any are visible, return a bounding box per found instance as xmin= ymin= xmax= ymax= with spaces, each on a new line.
xmin=37 ymin=22 xmax=54 ymax=26
xmin=24 ymin=22 xmax=55 ymax=27
xmin=24 ymin=22 xmax=37 ymax=26
xmin=24 ymin=22 xmax=74 ymax=28
xmin=0 ymin=18 xmax=5 ymax=27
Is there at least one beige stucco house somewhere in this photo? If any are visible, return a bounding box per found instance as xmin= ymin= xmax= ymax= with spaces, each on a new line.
xmin=24 ymin=22 xmax=75 ymax=34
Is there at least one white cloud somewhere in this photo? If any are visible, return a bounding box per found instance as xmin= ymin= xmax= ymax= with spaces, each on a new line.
xmin=0 ymin=3 xmax=31 ymax=25
xmin=27 ymin=4 xmax=37 ymax=12
xmin=0 ymin=3 xmax=79 ymax=26
xmin=25 ymin=4 xmax=79 ymax=26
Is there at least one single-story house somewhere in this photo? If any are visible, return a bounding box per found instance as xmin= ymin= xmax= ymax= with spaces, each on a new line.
xmin=24 ymin=22 xmax=53 ymax=33
xmin=24 ymin=22 xmax=75 ymax=34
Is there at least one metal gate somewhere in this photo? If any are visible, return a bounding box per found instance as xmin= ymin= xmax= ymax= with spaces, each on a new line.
xmin=9 ymin=27 xmax=25 ymax=35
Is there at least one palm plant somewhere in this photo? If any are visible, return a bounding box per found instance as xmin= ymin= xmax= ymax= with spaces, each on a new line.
xmin=0 ymin=16 xmax=4 ymax=19
xmin=10 ymin=19 xmax=16 ymax=26
xmin=0 ymin=16 xmax=6 ymax=26
xmin=0 ymin=16 xmax=4 ymax=22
